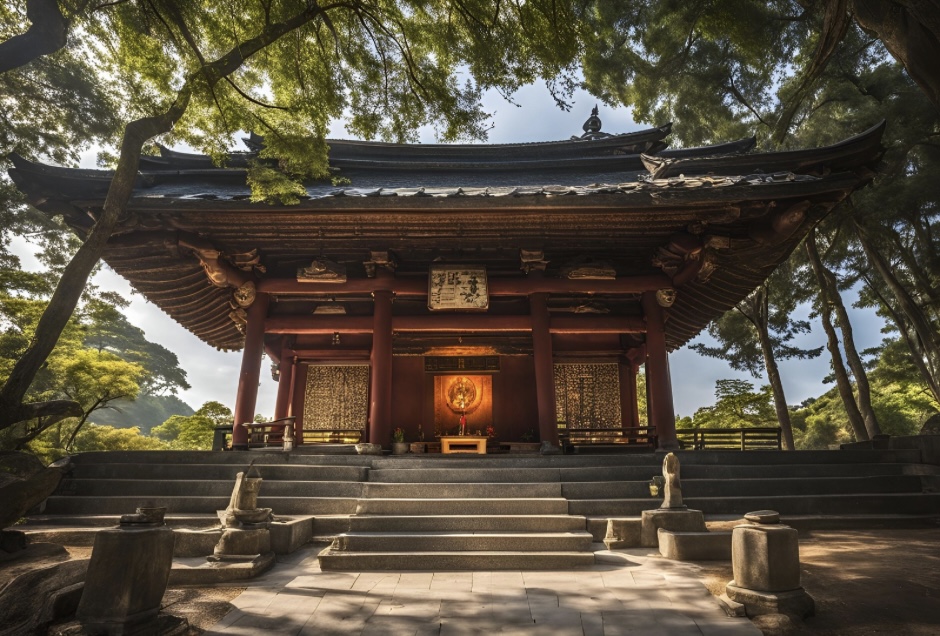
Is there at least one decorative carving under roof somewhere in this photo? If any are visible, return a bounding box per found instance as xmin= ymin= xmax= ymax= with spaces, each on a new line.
xmin=298 ymin=258 xmax=346 ymax=283
xmin=656 ymin=288 xmax=677 ymax=308
xmin=572 ymin=301 xmax=611 ymax=314
xmin=561 ymin=257 xmax=616 ymax=280
xmin=233 ymin=281 xmax=256 ymax=308
xmin=313 ymin=302 xmax=347 ymax=315
xmin=6 ymin=122 xmax=885 ymax=352
xmin=363 ymin=250 xmax=398 ymax=278
xmin=520 ymin=249 xmax=549 ymax=273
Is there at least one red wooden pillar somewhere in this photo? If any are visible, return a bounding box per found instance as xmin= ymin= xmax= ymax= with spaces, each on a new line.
xmin=619 ymin=357 xmax=638 ymax=428
xmin=642 ymin=291 xmax=679 ymax=450
xmin=530 ymin=291 xmax=559 ymax=447
xmin=274 ymin=347 xmax=294 ymax=420
xmin=291 ymin=363 xmax=306 ymax=443
xmin=232 ymin=292 xmax=270 ymax=450
xmin=369 ymin=287 xmax=393 ymax=446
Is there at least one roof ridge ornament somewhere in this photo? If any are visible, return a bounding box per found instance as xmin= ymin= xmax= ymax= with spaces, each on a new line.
xmin=574 ymin=105 xmax=613 ymax=141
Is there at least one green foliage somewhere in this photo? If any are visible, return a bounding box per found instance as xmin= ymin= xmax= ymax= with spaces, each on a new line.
xmin=73 ymin=424 xmax=168 ymax=453
xmin=82 ymin=296 xmax=190 ymax=396
xmin=26 ymin=423 xmax=168 ymax=464
xmin=792 ymin=338 xmax=939 ymax=449
xmin=151 ymin=401 xmax=232 ymax=450
xmin=90 ymin=394 xmax=195 ymax=434
xmin=691 ymin=267 xmax=822 ymax=377
xmin=246 ymin=163 xmax=309 ymax=205
xmin=580 ymin=0 xmax=805 ymax=146
xmin=689 ymin=379 xmax=777 ymax=429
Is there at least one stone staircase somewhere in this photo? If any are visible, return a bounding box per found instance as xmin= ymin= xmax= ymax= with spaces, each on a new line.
xmin=27 ymin=448 xmax=940 ymax=570
xmin=318 ymin=479 xmax=594 ymax=570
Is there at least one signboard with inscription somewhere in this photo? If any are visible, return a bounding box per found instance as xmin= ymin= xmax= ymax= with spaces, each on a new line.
xmin=427 ymin=265 xmax=489 ymax=311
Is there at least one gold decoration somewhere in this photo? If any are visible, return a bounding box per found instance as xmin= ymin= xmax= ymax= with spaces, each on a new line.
xmin=656 ymin=288 xmax=676 ymax=307
xmin=520 ymin=249 xmax=549 ymax=273
xmin=233 ymin=281 xmax=256 ymax=308
xmin=428 ymin=265 xmax=489 ymax=311
xmin=554 ymin=363 xmax=622 ymax=429
xmin=445 ymin=376 xmax=480 ymax=414
xmin=297 ymin=258 xmax=346 ymax=283
xmin=560 ymin=257 xmax=616 ymax=280
xmin=303 ymin=365 xmax=369 ymax=430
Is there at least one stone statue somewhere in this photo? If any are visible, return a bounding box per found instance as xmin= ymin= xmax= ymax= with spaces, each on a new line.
xmin=220 ymin=462 xmax=271 ymax=528
xmin=661 ymin=452 xmax=685 ymax=509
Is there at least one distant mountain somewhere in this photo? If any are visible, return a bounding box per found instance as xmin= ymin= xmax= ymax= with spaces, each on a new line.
xmin=90 ymin=394 xmax=196 ymax=433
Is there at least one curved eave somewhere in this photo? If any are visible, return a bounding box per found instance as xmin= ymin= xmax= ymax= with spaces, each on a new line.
xmin=91 ymin=172 xmax=866 ymax=351
xmin=642 ymin=120 xmax=886 ymax=179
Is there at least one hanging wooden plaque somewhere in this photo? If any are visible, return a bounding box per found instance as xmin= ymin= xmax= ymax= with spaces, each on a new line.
xmin=428 ymin=265 xmax=489 ymax=311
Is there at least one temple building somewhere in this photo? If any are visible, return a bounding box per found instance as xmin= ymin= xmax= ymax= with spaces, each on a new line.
xmin=9 ymin=112 xmax=885 ymax=451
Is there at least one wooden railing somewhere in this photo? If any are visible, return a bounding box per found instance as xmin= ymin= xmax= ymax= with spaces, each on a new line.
xmin=676 ymin=427 xmax=782 ymax=450
xmin=559 ymin=426 xmax=658 ymax=453
xmin=244 ymin=417 xmax=296 ymax=449
xmin=301 ymin=428 xmax=364 ymax=444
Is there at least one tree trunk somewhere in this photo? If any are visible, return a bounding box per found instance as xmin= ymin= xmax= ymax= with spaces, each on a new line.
xmin=748 ymin=289 xmax=796 ymax=450
xmin=806 ymin=231 xmax=882 ymax=438
xmin=862 ymin=273 xmax=940 ymax=404
xmin=851 ymin=0 xmax=940 ymax=111
xmin=0 ymin=3 xmax=330 ymax=431
xmin=855 ymin=220 xmax=940 ymax=384
xmin=0 ymin=0 xmax=69 ymax=74
xmin=809 ymin=244 xmax=870 ymax=441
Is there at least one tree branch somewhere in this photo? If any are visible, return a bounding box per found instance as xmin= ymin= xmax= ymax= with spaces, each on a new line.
xmin=0 ymin=0 xmax=69 ymax=74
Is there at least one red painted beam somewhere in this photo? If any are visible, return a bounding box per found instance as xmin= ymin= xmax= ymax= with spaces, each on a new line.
xmin=257 ymin=275 xmax=671 ymax=297
xmin=265 ymin=314 xmax=645 ymax=334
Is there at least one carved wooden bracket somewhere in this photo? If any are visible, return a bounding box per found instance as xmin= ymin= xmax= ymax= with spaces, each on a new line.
xmin=520 ymin=249 xmax=549 ymax=273
xmin=178 ymin=234 xmax=252 ymax=289
xmin=364 ymin=250 xmax=398 ymax=277
xmin=178 ymin=233 xmax=258 ymax=335
xmin=652 ymin=232 xmax=704 ymax=286
xmin=749 ymin=200 xmax=811 ymax=245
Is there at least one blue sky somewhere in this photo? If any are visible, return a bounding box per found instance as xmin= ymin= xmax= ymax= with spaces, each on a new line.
xmin=13 ymin=81 xmax=887 ymax=418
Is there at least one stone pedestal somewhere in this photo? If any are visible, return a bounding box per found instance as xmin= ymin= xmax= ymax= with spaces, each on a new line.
xmin=208 ymin=525 xmax=272 ymax=562
xmin=75 ymin=520 xmax=175 ymax=634
xmin=640 ymin=508 xmax=706 ymax=547
xmin=604 ymin=518 xmax=642 ymax=549
xmin=726 ymin=510 xmax=815 ymax=618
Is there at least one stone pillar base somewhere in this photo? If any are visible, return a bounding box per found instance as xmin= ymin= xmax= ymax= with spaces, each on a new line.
xmin=604 ymin=518 xmax=642 ymax=549
xmin=640 ymin=508 xmax=706 ymax=547
xmin=726 ymin=582 xmax=815 ymax=618
xmin=211 ymin=527 xmax=271 ymax=560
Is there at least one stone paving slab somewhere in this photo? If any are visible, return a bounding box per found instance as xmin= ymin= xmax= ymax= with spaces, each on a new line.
xmin=204 ymin=545 xmax=760 ymax=635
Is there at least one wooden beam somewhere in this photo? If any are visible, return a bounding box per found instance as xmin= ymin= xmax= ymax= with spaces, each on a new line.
xmin=265 ymin=314 xmax=646 ymax=334
xmin=257 ymin=275 xmax=671 ymax=297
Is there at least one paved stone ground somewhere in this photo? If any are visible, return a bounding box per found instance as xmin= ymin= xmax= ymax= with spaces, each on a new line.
xmin=204 ymin=544 xmax=759 ymax=636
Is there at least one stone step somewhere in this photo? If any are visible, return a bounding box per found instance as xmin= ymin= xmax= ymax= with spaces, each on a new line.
xmin=368 ymin=462 xmax=916 ymax=484
xmin=317 ymin=549 xmax=596 ymax=571
xmin=332 ymin=531 xmax=594 ymax=552
xmin=347 ymin=514 xmax=587 ymax=533
xmin=68 ymin=450 xmax=373 ymax=467
xmin=355 ymin=498 xmax=569 ymax=516
xmin=58 ymin=479 xmax=364 ymax=498
xmin=369 ymin=449 xmax=923 ymax=468
xmin=67 ymin=462 xmax=368 ymax=482
xmin=65 ymin=448 xmax=924 ymax=469
xmin=360 ymin=482 xmax=562 ymax=498
xmin=23 ymin=514 xmax=220 ymax=528
xmin=368 ymin=468 xmax=562 ymax=483
xmin=561 ymin=463 xmax=912 ymax=482
xmin=568 ymin=492 xmax=940 ymax=517
xmin=43 ymin=495 xmax=358 ymax=516
xmin=561 ymin=475 xmax=925 ymax=499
